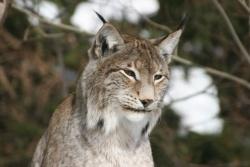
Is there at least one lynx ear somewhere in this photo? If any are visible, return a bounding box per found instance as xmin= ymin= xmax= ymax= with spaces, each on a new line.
xmin=89 ymin=12 xmax=124 ymax=59
xmin=151 ymin=29 xmax=183 ymax=63
xmin=95 ymin=24 xmax=124 ymax=56
xmin=152 ymin=14 xmax=188 ymax=63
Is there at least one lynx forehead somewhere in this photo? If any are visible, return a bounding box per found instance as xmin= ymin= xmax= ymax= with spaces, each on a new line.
xmin=31 ymin=12 xmax=184 ymax=167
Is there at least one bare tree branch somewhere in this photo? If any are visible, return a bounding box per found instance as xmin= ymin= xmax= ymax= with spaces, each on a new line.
xmin=238 ymin=0 xmax=250 ymax=14
xmin=212 ymin=0 xmax=250 ymax=64
xmin=0 ymin=0 xmax=11 ymax=25
xmin=23 ymin=26 xmax=64 ymax=42
xmin=166 ymin=83 xmax=214 ymax=106
xmin=117 ymin=0 xmax=172 ymax=33
xmin=12 ymin=3 xmax=250 ymax=91
xmin=134 ymin=9 xmax=250 ymax=89
xmin=139 ymin=14 xmax=172 ymax=33
xmin=173 ymin=56 xmax=250 ymax=90
xmin=12 ymin=4 xmax=87 ymax=35
xmin=136 ymin=3 xmax=250 ymax=90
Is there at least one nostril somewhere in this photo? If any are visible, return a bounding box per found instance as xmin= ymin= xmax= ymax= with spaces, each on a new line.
xmin=140 ymin=99 xmax=153 ymax=108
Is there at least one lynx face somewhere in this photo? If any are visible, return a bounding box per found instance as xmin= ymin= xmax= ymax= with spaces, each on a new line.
xmin=80 ymin=21 xmax=182 ymax=133
xmin=102 ymin=41 xmax=169 ymax=113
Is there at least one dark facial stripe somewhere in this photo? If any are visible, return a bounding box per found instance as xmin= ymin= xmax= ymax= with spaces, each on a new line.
xmin=97 ymin=119 xmax=104 ymax=129
xmin=141 ymin=122 xmax=150 ymax=136
xmin=105 ymin=68 xmax=120 ymax=76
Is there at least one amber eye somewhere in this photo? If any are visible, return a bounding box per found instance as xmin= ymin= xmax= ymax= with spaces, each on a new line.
xmin=154 ymin=75 xmax=163 ymax=81
xmin=124 ymin=70 xmax=136 ymax=79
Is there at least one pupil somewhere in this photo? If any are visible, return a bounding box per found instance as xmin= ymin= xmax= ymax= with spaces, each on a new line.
xmin=125 ymin=70 xmax=135 ymax=78
xmin=155 ymin=75 xmax=162 ymax=80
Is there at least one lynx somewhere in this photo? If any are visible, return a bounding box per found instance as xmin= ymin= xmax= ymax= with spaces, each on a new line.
xmin=31 ymin=13 xmax=183 ymax=167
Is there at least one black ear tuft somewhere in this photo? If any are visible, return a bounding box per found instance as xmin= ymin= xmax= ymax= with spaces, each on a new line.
xmin=100 ymin=36 xmax=108 ymax=54
xmin=94 ymin=11 xmax=107 ymax=24
xmin=176 ymin=12 xmax=189 ymax=31
xmin=91 ymin=18 xmax=124 ymax=59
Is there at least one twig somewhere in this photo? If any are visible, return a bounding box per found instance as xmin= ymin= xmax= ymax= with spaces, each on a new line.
xmin=23 ymin=33 xmax=64 ymax=43
xmin=173 ymin=56 xmax=250 ymax=90
xmin=22 ymin=26 xmax=64 ymax=42
xmin=166 ymin=83 xmax=214 ymax=106
xmin=12 ymin=3 xmax=250 ymax=90
xmin=0 ymin=0 xmax=11 ymax=25
xmin=138 ymin=3 xmax=250 ymax=90
xmin=212 ymin=0 xmax=250 ymax=64
xmin=12 ymin=4 xmax=87 ymax=35
xmin=117 ymin=0 xmax=172 ymax=33
xmin=140 ymin=14 xmax=172 ymax=33
xmin=237 ymin=0 xmax=250 ymax=14
xmin=132 ymin=4 xmax=250 ymax=90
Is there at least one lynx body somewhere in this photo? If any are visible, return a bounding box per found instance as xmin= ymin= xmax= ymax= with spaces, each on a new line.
xmin=31 ymin=14 xmax=183 ymax=167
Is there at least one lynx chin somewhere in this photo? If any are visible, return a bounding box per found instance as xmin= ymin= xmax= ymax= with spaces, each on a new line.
xmin=31 ymin=13 xmax=183 ymax=167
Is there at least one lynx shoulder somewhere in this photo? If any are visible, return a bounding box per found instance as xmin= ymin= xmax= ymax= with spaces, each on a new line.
xmin=31 ymin=13 xmax=183 ymax=167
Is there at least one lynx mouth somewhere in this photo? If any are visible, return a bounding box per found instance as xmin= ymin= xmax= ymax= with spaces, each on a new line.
xmin=122 ymin=106 xmax=152 ymax=113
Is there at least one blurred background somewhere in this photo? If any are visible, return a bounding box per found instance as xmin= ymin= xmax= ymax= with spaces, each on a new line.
xmin=0 ymin=0 xmax=250 ymax=166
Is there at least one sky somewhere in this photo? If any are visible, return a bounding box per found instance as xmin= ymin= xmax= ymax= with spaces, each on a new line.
xmin=15 ymin=0 xmax=224 ymax=135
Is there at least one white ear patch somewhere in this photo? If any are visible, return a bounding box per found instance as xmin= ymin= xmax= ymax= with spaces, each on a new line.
xmin=105 ymin=32 xmax=122 ymax=49
xmin=97 ymin=24 xmax=124 ymax=50
xmin=159 ymin=29 xmax=183 ymax=55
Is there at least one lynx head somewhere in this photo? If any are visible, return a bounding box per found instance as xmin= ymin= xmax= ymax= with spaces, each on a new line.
xmin=79 ymin=13 xmax=183 ymax=134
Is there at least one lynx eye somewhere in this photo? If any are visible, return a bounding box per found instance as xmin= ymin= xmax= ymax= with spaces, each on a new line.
xmin=120 ymin=69 xmax=137 ymax=80
xmin=124 ymin=70 xmax=136 ymax=78
xmin=154 ymin=75 xmax=163 ymax=81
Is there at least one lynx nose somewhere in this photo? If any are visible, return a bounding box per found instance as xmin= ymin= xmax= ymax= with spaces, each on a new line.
xmin=140 ymin=99 xmax=153 ymax=108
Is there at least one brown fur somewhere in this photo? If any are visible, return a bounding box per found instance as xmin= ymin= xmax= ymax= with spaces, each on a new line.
xmin=31 ymin=21 xmax=182 ymax=167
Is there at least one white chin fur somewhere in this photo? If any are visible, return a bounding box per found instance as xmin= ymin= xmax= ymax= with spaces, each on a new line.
xmin=125 ymin=112 xmax=147 ymax=122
